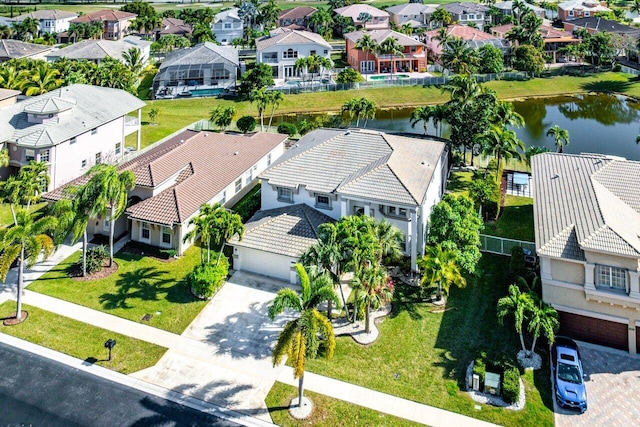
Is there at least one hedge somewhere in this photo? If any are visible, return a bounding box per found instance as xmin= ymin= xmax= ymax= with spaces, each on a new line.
xmin=187 ymin=255 xmax=230 ymax=299
xmin=502 ymin=366 xmax=520 ymax=404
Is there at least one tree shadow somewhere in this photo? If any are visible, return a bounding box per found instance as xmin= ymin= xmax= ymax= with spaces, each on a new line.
xmin=129 ymin=394 xmax=228 ymax=426
xmin=99 ymin=267 xmax=173 ymax=310
xmin=581 ymin=79 xmax=633 ymax=94
xmin=447 ymin=172 xmax=470 ymax=193
xmin=388 ymin=284 xmax=424 ymax=321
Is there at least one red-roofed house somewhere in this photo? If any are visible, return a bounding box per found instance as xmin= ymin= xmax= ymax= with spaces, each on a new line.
xmin=425 ymin=25 xmax=508 ymax=57
xmin=278 ymin=6 xmax=317 ymax=30
xmin=70 ymin=9 xmax=137 ymax=40
xmin=44 ymin=130 xmax=288 ymax=255
xmin=345 ymin=29 xmax=427 ymax=74
xmin=492 ymin=23 xmax=580 ymax=62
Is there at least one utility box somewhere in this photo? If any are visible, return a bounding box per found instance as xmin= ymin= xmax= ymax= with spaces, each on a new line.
xmin=472 ymin=374 xmax=480 ymax=391
xmin=484 ymin=372 xmax=501 ymax=395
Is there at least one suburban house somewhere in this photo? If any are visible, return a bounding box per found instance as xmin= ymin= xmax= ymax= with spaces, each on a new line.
xmin=278 ymin=6 xmax=317 ymax=30
xmin=256 ymin=28 xmax=332 ymax=80
xmin=345 ymin=29 xmax=427 ymax=74
xmin=14 ymin=9 xmax=77 ymax=35
xmin=492 ymin=24 xmax=579 ymax=62
xmin=557 ymin=0 xmax=610 ymax=21
xmin=152 ymin=42 xmax=239 ymax=98
xmin=563 ymin=16 xmax=640 ymax=38
xmin=334 ymin=4 xmax=390 ymax=31
xmin=212 ymin=7 xmax=243 ymax=45
xmin=425 ymin=25 xmax=508 ymax=57
xmin=70 ymin=10 xmax=137 ymax=41
xmin=441 ymin=3 xmax=489 ymax=28
xmin=155 ymin=17 xmax=192 ymax=40
xmin=0 ymin=40 xmax=52 ymax=62
xmin=235 ymin=128 xmax=449 ymax=282
xmin=46 ymin=36 xmax=151 ymax=65
xmin=386 ymin=3 xmax=437 ymax=30
xmin=0 ymin=84 xmax=144 ymax=190
xmin=0 ymin=89 xmax=20 ymax=108
xmin=532 ymin=152 xmax=640 ymax=354
xmin=46 ymin=130 xmax=287 ymax=254
xmin=493 ymin=1 xmax=546 ymax=20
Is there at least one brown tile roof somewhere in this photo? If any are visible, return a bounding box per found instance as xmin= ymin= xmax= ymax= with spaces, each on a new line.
xmin=126 ymin=130 xmax=288 ymax=225
xmin=71 ymin=10 xmax=136 ymax=24
xmin=425 ymin=25 xmax=496 ymax=42
xmin=279 ymin=6 xmax=317 ymax=21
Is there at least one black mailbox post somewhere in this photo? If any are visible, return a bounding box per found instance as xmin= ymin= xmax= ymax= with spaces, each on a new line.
xmin=104 ymin=339 xmax=117 ymax=361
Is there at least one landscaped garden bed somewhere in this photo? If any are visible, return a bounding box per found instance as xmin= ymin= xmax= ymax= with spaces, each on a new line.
xmin=28 ymin=245 xmax=207 ymax=334
xmin=0 ymin=302 xmax=167 ymax=374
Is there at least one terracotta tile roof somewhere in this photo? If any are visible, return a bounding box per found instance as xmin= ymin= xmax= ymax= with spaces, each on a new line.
xmin=71 ymin=10 xmax=136 ymax=24
xmin=279 ymin=6 xmax=317 ymax=21
xmin=344 ymin=29 xmax=426 ymax=46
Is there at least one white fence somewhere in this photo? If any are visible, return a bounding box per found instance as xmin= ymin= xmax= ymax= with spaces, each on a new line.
xmin=479 ymin=234 xmax=536 ymax=256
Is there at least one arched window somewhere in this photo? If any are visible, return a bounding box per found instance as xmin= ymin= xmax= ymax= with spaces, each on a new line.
xmin=283 ymin=48 xmax=298 ymax=59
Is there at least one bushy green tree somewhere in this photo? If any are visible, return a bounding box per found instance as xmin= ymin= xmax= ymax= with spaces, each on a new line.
xmin=239 ymin=63 xmax=274 ymax=96
xmin=478 ymin=44 xmax=504 ymax=74
xmin=512 ymin=45 xmax=545 ymax=76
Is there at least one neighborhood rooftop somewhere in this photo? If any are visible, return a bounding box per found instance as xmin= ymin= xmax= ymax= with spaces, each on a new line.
xmin=344 ymin=29 xmax=425 ymax=46
xmin=256 ymin=28 xmax=332 ymax=51
xmin=260 ymin=128 xmax=445 ymax=207
xmin=532 ymin=153 xmax=640 ymax=261
xmin=46 ymin=36 xmax=151 ymax=61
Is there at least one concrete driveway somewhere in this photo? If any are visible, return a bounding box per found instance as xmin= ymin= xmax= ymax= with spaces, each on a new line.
xmin=555 ymin=341 xmax=640 ymax=427
xmin=131 ymin=271 xmax=296 ymax=423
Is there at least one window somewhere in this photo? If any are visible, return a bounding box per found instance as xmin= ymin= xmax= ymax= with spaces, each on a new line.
xmin=283 ymin=48 xmax=298 ymax=59
xmin=411 ymin=46 xmax=417 ymax=53
xmin=584 ymin=11 xmax=590 ymax=16
xmin=310 ymin=50 xmax=316 ymax=55
xmin=387 ymin=206 xmax=397 ymax=215
xmin=399 ymin=207 xmax=407 ymax=216
xmin=162 ymin=227 xmax=172 ymax=245
xmin=95 ymin=152 xmax=102 ymax=165
xmin=115 ymin=143 xmax=121 ymax=155
xmin=224 ymin=23 xmax=231 ymax=29
xmin=277 ymin=187 xmax=293 ymax=202
xmin=70 ymin=136 xmax=77 ymax=144
xmin=82 ymin=159 xmax=87 ymax=168
xmin=569 ymin=10 xmax=574 ymax=16
xmin=467 ymin=14 xmax=476 ymax=20
xmin=316 ymin=194 xmax=330 ymax=209
xmin=39 ymin=149 xmax=50 ymax=162
xmin=324 ymin=49 xmax=328 ymax=55
xmin=245 ymin=171 xmax=252 ymax=185
xmin=595 ymin=265 xmax=627 ymax=291
xmin=91 ymin=128 xmax=97 ymax=135
xmin=267 ymin=153 xmax=272 ymax=166
xmin=235 ymin=178 xmax=242 ymax=193
xmin=140 ymin=222 xmax=150 ymax=241
xmin=220 ymin=190 xmax=226 ymax=204
xmin=25 ymin=149 xmax=35 ymax=162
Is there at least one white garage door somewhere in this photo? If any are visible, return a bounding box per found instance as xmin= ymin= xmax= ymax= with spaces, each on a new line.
xmin=234 ymin=246 xmax=295 ymax=282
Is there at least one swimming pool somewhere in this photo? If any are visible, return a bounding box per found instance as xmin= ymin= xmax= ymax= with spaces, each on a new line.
xmin=190 ymin=88 xmax=225 ymax=97
xmin=369 ymin=74 xmax=411 ymax=81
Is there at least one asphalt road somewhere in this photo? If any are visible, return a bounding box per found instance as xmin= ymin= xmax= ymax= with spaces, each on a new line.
xmin=0 ymin=341 xmax=238 ymax=427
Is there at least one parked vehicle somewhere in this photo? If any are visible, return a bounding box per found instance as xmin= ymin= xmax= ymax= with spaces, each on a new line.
xmin=551 ymin=336 xmax=587 ymax=412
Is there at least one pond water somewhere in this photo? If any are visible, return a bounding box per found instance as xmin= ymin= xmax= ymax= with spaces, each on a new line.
xmin=275 ymin=94 xmax=640 ymax=161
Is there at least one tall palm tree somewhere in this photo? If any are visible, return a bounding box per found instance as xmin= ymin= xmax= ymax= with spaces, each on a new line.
xmin=86 ymin=164 xmax=136 ymax=267
xmin=418 ymin=244 xmax=466 ymax=301
xmin=430 ymin=8 xmax=452 ymax=28
xmin=266 ymin=90 xmax=284 ymax=130
xmin=357 ymin=97 xmax=376 ymax=128
xmin=477 ymin=124 xmax=525 ymax=182
xmin=268 ymin=263 xmax=338 ymax=407
xmin=341 ymin=98 xmax=359 ymax=126
xmin=528 ymin=298 xmax=559 ymax=356
xmin=441 ymin=37 xmax=478 ymax=75
xmin=442 ymin=74 xmax=481 ymax=106
xmin=546 ymin=125 xmax=570 ymax=153
xmin=352 ymin=264 xmax=394 ymax=333
xmin=210 ymin=106 xmax=236 ymax=131
xmin=497 ymin=284 xmax=535 ymax=353
xmin=122 ymin=47 xmax=144 ymax=76
xmin=632 ymin=0 xmax=640 ymax=14
xmin=259 ymin=0 xmax=281 ymax=30
xmin=378 ymin=37 xmax=404 ymax=80
xmin=410 ymin=106 xmax=434 ymax=135
xmin=491 ymin=101 xmax=524 ymax=128
xmin=308 ymin=7 xmax=333 ymax=37
xmin=0 ymin=209 xmax=56 ymax=323
xmin=249 ymin=87 xmax=269 ymax=131
xmin=373 ymin=219 xmax=403 ymax=264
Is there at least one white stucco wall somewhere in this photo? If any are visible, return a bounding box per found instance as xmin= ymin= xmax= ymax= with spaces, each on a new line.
xmin=234 ymin=245 xmax=297 ymax=283
xmin=212 ymin=18 xmax=243 ymax=44
xmin=257 ymin=42 xmax=332 ymax=79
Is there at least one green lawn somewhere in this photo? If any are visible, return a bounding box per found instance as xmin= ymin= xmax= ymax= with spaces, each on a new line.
xmin=0 ymin=202 xmax=47 ymax=227
xmin=266 ymin=382 xmax=423 ymax=427
xmin=28 ymin=245 xmax=207 ymax=334
xmin=485 ymin=196 xmax=535 ymax=242
xmin=0 ymin=302 xmax=166 ymax=374
xmin=304 ymin=254 xmax=554 ymax=427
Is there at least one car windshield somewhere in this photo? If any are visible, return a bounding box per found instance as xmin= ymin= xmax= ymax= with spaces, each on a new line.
xmin=558 ymin=362 xmax=582 ymax=384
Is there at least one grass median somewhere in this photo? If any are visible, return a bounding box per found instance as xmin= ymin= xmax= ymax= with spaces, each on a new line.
xmin=0 ymin=302 xmax=166 ymax=374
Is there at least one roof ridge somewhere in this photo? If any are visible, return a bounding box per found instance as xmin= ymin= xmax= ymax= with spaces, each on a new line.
xmin=172 ymin=187 xmax=181 ymax=224
xmin=385 ymin=161 xmax=419 ymax=205
xmin=298 ymin=204 xmax=319 ymax=239
xmin=539 ymin=224 xmax=574 ymax=252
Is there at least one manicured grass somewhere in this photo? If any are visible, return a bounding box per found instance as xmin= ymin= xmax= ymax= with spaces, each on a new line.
xmin=446 ymin=171 xmax=473 ymax=196
xmin=484 ymin=196 xmax=535 ymax=242
xmin=0 ymin=302 xmax=166 ymax=374
xmin=137 ymin=72 xmax=640 ymax=149
xmin=0 ymin=203 xmax=47 ymax=227
xmin=304 ymin=254 xmax=554 ymax=427
xmin=28 ymin=246 xmax=207 ymax=334
xmin=266 ymin=382 xmax=423 ymax=427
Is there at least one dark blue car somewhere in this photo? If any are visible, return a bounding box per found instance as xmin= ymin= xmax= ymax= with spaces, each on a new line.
xmin=552 ymin=337 xmax=587 ymax=412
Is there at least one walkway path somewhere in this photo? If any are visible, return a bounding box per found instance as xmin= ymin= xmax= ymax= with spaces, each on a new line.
xmin=0 ymin=244 xmax=498 ymax=427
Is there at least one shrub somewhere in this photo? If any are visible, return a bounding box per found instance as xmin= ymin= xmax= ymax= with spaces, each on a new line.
xmin=502 ymin=366 xmax=520 ymax=403
xmin=236 ymin=115 xmax=256 ymax=133
xmin=335 ymin=68 xmax=364 ymax=84
xmin=509 ymin=246 xmax=526 ymax=279
xmin=85 ymin=245 xmax=109 ymax=274
xmin=231 ymin=186 xmax=261 ymax=222
xmin=187 ymin=255 xmax=230 ymax=299
xmin=277 ymin=122 xmax=297 ymax=136
xmin=612 ymin=63 xmax=621 ymax=72
xmin=473 ymin=351 xmax=487 ymax=385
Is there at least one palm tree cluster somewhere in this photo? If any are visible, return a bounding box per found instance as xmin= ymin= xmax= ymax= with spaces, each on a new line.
xmin=410 ymin=105 xmax=446 ymax=136
xmin=209 ymin=105 xmax=236 ymax=131
xmin=497 ymin=279 xmax=559 ymax=357
xmin=67 ymin=21 xmax=104 ymax=42
xmin=341 ymin=97 xmax=376 ymax=127
xmin=294 ymin=54 xmax=333 ymax=83
xmin=546 ymin=125 xmax=570 ymax=153
xmin=418 ymin=244 xmax=466 ymax=301
xmin=249 ymin=88 xmax=284 ymax=131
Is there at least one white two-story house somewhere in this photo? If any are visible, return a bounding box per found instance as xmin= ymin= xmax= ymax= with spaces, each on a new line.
xmin=532 ymin=153 xmax=640 ymax=354
xmin=0 ymin=84 xmax=144 ymax=191
xmin=442 ymin=2 xmax=489 ymax=28
xmin=231 ymin=128 xmax=449 ymax=282
xmin=212 ymin=7 xmax=243 ymax=45
xmin=14 ymin=10 xmax=77 ymax=35
xmin=256 ymin=28 xmax=332 ymax=80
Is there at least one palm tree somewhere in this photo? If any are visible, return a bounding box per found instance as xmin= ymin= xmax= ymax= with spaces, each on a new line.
xmin=259 ymin=0 xmax=281 ymax=30
xmin=441 ymin=37 xmax=478 ymax=75
xmin=0 ymin=65 xmax=28 ymax=90
xmin=497 ymin=284 xmax=534 ymax=353
xmin=341 ymin=98 xmax=359 ymax=126
xmin=373 ymin=219 xmax=403 ymax=264
xmin=632 ymin=0 xmax=640 ymax=14
xmin=357 ymin=12 xmax=373 ymax=29
xmin=410 ymin=106 xmax=433 ymax=135
xmin=86 ymin=165 xmax=136 ymax=267
xmin=268 ymin=263 xmax=338 ymax=408
xmin=431 ymin=8 xmax=452 ymax=28
xmin=477 ymin=124 xmax=525 ymax=182
xmin=442 ymin=74 xmax=481 ymax=106
xmin=308 ymin=7 xmax=333 ymax=37
xmin=546 ymin=125 xmax=570 ymax=153
xmin=525 ymin=146 xmax=551 ymax=166
xmin=209 ymin=106 xmax=236 ymax=131
xmin=418 ymin=244 xmax=466 ymax=301
xmin=528 ymin=298 xmax=559 ymax=356
xmin=491 ymin=101 xmax=524 ymax=128
xmin=353 ymin=264 xmax=394 ymax=333
xmin=357 ymin=97 xmax=376 ymax=128
xmin=378 ymin=37 xmax=404 ymax=80
xmin=20 ymin=63 xmax=63 ymax=96
xmin=401 ymin=23 xmax=413 ymax=35
xmin=266 ymin=90 xmax=284 ymax=130
xmin=0 ymin=209 xmax=56 ymax=323
xmin=249 ymin=87 xmax=269 ymax=131
xmin=433 ymin=27 xmax=452 ymax=52
xmin=122 ymin=47 xmax=144 ymax=76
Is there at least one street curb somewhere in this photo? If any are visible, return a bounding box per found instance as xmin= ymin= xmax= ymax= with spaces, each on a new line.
xmin=0 ymin=333 xmax=276 ymax=427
